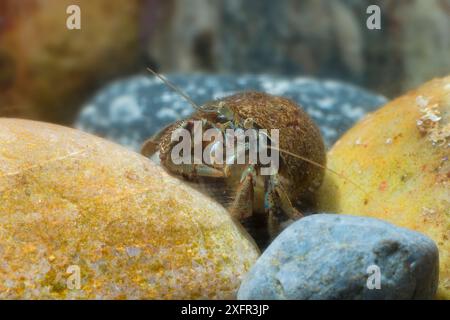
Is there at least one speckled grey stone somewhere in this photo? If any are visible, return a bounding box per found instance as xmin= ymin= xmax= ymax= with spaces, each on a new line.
xmin=237 ymin=214 xmax=439 ymax=300
xmin=75 ymin=74 xmax=387 ymax=150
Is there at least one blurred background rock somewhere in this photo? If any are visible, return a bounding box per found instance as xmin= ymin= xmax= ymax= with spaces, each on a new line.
xmin=146 ymin=0 xmax=450 ymax=96
xmin=1 ymin=0 xmax=449 ymax=124
xmin=0 ymin=0 xmax=142 ymax=123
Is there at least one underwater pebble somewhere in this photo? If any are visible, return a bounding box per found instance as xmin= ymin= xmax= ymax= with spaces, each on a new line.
xmin=318 ymin=76 xmax=450 ymax=299
xmin=75 ymin=74 xmax=387 ymax=150
xmin=0 ymin=118 xmax=259 ymax=299
xmin=238 ymin=214 xmax=439 ymax=300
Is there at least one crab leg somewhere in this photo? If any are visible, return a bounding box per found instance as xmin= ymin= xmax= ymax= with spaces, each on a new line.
xmin=265 ymin=174 xmax=304 ymax=238
xmin=141 ymin=139 xmax=160 ymax=158
xmin=163 ymin=160 xmax=227 ymax=178
xmin=148 ymin=119 xmax=227 ymax=178
xmin=264 ymin=175 xmax=279 ymax=238
xmin=229 ymin=165 xmax=256 ymax=220
xmin=271 ymin=175 xmax=304 ymax=220
xmin=141 ymin=121 xmax=186 ymax=157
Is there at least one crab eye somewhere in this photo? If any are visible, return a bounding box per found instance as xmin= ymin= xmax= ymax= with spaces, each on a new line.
xmin=218 ymin=105 xmax=234 ymax=120
xmin=217 ymin=114 xmax=229 ymax=122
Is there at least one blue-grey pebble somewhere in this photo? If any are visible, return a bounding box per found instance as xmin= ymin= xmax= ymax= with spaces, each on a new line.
xmin=75 ymin=74 xmax=387 ymax=150
xmin=237 ymin=214 xmax=439 ymax=300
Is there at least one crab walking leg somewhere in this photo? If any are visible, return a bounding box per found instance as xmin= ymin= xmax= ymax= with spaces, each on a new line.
xmin=141 ymin=139 xmax=159 ymax=158
xmin=141 ymin=121 xmax=187 ymax=157
xmin=265 ymin=174 xmax=304 ymax=238
xmin=147 ymin=119 xmax=228 ymax=178
xmin=229 ymin=165 xmax=256 ymax=220
xmin=163 ymin=160 xmax=228 ymax=178
xmin=264 ymin=175 xmax=280 ymax=239
xmin=162 ymin=139 xmax=248 ymax=180
xmin=271 ymin=174 xmax=304 ymax=220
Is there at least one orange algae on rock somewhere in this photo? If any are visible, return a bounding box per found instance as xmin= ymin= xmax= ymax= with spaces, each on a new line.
xmin=318 ymin=76 xmax=450 ymax=299
xmin=0 ymin=118 xmax=259 ymax=299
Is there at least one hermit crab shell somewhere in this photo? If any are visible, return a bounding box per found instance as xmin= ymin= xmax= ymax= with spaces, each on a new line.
xmin=194 ymin=91 xmax=327 ymax=210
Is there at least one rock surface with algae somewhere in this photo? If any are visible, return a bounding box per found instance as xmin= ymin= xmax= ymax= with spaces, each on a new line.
xmin=0 ymin=118 xmax=259 ymax=299
xmin=317 ymin=76 xmax=450 ymax=299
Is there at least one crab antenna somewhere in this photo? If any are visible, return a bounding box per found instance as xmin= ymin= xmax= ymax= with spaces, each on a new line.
xmin=268 ymin=145 xmax=370 ymax=199
xmin=147 ymin=67 xmax=202 ymax=111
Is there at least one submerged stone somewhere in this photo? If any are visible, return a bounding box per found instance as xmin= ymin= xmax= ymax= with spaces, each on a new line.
xmin=238 ymin=214 xmax=439 ymax=300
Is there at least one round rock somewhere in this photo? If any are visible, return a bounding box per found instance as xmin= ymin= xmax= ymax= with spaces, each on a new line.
xmin=0 ymin=118 xmax=259 ymax=299
xmin=75 ymin=74 xmax=387 ymax=150
xmin=237 ymin=214 xmax=439 ymax=300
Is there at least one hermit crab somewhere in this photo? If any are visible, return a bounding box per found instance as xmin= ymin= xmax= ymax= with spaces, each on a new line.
xmin=142 ymin=70 xmax=327 ymax=241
